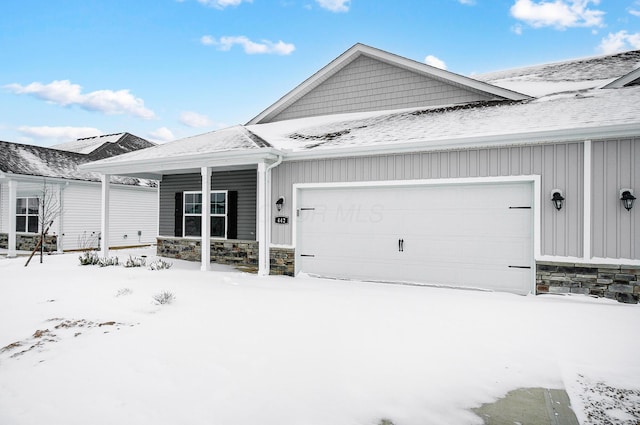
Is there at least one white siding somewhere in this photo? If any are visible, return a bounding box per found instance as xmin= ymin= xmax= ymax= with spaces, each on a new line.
xmin=592 ymin=138 xmax=640 ymax=260
xmin=60 ymin=182 xmax=157 ymax=251
xmin=0 ymin=183 xmax=5 ymax=233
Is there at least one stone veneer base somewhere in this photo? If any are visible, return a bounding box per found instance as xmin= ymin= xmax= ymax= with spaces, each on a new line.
xmin=0 ymin=232 xmax=57 ymax=252
xmin=537 ymin=261 xmax=640 ymax=304
xmin=156 ymin=237 xmax=294 ymax=276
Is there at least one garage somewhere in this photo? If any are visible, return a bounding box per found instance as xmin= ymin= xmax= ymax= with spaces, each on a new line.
xmin=295 ymin=180 xmax=534 ymax=295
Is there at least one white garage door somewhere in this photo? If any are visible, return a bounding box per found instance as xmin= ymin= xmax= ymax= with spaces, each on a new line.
xmin=296 ymin=181 xmax=534 ymax=294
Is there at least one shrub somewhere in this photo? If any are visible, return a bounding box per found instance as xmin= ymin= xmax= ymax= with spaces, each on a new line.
xmin=148 ymin=259 xmax=173 ymax=271
xmin=152 ymin=291 xmax=175 ymax=305
xmin=98 ymin=256 xmax=119 ymax=267
xmin=124 ymin=255 xmax=146 ymax=268
xmin=78 ymin=251 xmax=100 ymax=266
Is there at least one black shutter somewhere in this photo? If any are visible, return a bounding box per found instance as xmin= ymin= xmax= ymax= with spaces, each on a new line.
xmin=174 ymin=192 xmax=183 ymax=237
xmin=227 ymin=191 xmax=238 ymax=239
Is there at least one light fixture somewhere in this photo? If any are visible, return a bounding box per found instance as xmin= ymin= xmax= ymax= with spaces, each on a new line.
xmin=275 ymin=196 xmax=285 ymax=212
xmin=620 ymin=189 xmax=635 ymax=211
xmin=551 ymin=189 xmax=564 ymax=211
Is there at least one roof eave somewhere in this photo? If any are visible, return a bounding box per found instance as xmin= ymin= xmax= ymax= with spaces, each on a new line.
xmin=283 ymin=123 xmax=640 ymax=160
xmin=80 ymin=147 xmax=285 ymax=176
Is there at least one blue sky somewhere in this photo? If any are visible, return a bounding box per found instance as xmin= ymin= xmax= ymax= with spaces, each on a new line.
xmin=1 ymin=0 xmax=639 ymax=147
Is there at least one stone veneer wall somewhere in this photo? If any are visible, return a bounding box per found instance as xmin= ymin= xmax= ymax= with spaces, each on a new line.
xmin=156 ymin=237 xmax=294 ymax=276
xmin=0 ymin=233 xmax=57 ymax=252
xmin=537 ymin=262 xmax=640 ymax=304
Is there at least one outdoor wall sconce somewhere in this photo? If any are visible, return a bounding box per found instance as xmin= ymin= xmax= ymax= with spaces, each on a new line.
xmin=620 ymin=189 xmax=636 ymax=211
xmin=551 ymin=189 xmax=564 ymax=211
xmin=275 ymin=196 xmax=285 ymax=212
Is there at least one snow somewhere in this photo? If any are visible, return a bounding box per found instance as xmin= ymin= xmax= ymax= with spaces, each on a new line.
xmin=52 ymin=133 xmax=125 ymax=155
xmin=1 ymin=248 xmax=639 ymax=425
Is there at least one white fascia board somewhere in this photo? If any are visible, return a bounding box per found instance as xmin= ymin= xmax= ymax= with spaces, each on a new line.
xmin=81 ymin=148 xmax=284 ymax=176
xmin=536 ymin=255 xmax=640 ymax=267
xmin=247 ymin=43 xmax=530 ymax=125
xmin=283 ymin=123 xmax=640 ymax=161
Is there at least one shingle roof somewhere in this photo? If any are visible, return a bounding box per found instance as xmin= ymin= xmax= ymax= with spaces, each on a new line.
xmin=91 ymin=125 xmax=270 ymax=165
xmin=0 ymin=139 xmax=155 ymax=186
xmin=248 ymin=85 xmax=640 ymax=152
xmin=475 ymin=50 xmax=640 ymax=97
xmin=51 ymin=132 xmax=156 ymax=160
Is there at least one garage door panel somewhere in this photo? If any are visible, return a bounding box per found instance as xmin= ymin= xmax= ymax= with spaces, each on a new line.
xmin=296 ymin=182 xmax=534 ymax=294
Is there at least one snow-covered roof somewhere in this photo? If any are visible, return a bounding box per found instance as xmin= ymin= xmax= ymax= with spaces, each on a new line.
xmin=0 ymin=140 xmax=156 ymax=186
xmin=83 ymin=48 xmax=640 ymax=176
xmin=475 ymin=50 xmax=640 ymax=97
xmin=88 ymin=125 xmax=272 ymax=166
xmin=247 ymin=85 xmax=640 ymax=154
xmin=52 ymin=133 xmax=126 ymax=155
xmin=52 ymin=132 xmax=156 ymax=160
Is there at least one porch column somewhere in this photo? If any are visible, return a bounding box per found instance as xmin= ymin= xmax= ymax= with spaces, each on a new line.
xmin=201 ymin=167 xmax=211 ymax=271
xmin=100 ymin=174 xmax=110 ymax=258
xmin=257 ymin=162 xmax=268 ymax=276
xmin=7 ymin=179 xmax=17 ymax=258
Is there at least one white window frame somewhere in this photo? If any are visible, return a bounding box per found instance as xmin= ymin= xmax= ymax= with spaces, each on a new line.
xmin=16 ymin=196 xmax=40 ymax=234
xmin=183 ymin=190 xmax=228 ymax=239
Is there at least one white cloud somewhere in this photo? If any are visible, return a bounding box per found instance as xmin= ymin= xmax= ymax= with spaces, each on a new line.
xmin=458 ymin=0 xmax=476 ymax=4
xmin=201 ymin=35 xmax=295 ymax=55
xmin=315 ymin=0 xmax=350 ymax=12
xmin=149 ymin=127 xmax=175 ymax=143
xmin=196 ymin=0 xmax=252 ymax=9
xmin=17 ymin=126 xmax=102 ymax=143
xmin=510 ymin=0 xmax=605 ymax=29
xmin=179 ymin=111 xmax=213 ymax=128
xmin=424 ymin=55 xmax=447 ymax=70
xmin=598 ymin=30 xmax=640 ymax=54
xmin=5 ymin=80 xmax=156 ymax=120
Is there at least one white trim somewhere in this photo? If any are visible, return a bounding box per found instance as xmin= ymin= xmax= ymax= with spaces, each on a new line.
xmin=293 ymin=175 xmax=541 ymax=294
xmin=201 ymin=167 xmax=211 ymax=271
xmin=257 ymin=162 xmax=268 ymax=275
xmin=100 ymin=174 xmax=110 ymax=258
xmin=7 ymin=179 xmax=17 ymax=258
xmin=182 ymin=189 xmax=229 ymax=240
xmin=536 ymin=255 xmax=640 ymax=267
xmin=81 ymin=148 xmax=283 ymax=178
xmin=583 ymin=140 xmax=592 ymax=260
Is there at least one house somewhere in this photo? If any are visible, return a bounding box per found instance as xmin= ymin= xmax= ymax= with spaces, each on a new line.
xmin=0 ymin=133 xmax=158 ymax=255
xmin=82 ymin=44 xmax=640 ymax=302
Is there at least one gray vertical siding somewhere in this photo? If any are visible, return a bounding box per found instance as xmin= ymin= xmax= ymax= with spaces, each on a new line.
xmin=159 ymin=169 xmax=257 ymax=240
xmin=270 ymin=55 xmax=494 ymax=122
xmin=592 ymin=138 xmax=640 ymax=260
xmin=271 ymin=142 xmax=585 ymax=258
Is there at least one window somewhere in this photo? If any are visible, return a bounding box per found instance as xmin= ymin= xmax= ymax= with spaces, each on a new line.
xmin=16 ymin=197 xmax=40 ymax=233
xmin=183 ymin=191 xmax=227 ymax=238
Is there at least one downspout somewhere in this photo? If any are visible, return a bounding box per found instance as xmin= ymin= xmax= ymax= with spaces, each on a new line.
xmin=259 ymin=154 xmax=283 ymax=276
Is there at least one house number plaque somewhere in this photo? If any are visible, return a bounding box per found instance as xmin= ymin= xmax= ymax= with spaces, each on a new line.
xmin=274 ymin=216 xmax=289 ymax=224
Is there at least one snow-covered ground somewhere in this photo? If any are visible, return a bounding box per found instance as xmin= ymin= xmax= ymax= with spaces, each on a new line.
xmin=1 ymin=248 xmax=639 ymax=425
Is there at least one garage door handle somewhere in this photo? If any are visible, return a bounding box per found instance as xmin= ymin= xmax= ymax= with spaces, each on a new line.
xmin=398 ymin=239 xmax=404 ymax=252
xmin=508 ymin=265 xmax=531 ymax=269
